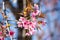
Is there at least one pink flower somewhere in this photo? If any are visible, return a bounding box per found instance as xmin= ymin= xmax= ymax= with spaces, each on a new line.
xmin=31 ymin=17 xmax=36 ymax=21
xmin=19 ymin=17 xmax=26 ymax=22
xmin=23 ymin=25 xmax=28 ymax=29
xmin=9 ymin=30 xmax=14 ymax=36
xmin=30 ymin=31 xmax=35 ymax=35
xmin=0 ymin=31 xmax=2 ymax=35
xmin=31 ymin=25 xmax=35 ymax=28
xmin=28 ymin=26 xmax=36 ymax=35
xmin=17 ymin=22 xmax=23 ymax=28
xmin=17 ymin=15 xmax=37 ymax=36
xmin=29 ymin=22 xmax=35 ymax=28
xmin=31 ymin=10 xmax=39 ymax=17
xmin=34 ymin=10 xmax=39 ymax=14
xmin=29 ymin=29 xmax=36 ymax=35
xmin=34 ymin=4 xmax=39 ymax=10
xmin=0 ymin=36 xmax=4 ymax=40
xmin=23 ymin=20 xmax=29 ymax=29
xmin=29 ymin=22 xmax=33 ymax=25
xmin=31 ymin=12 xmax=37 ymax=16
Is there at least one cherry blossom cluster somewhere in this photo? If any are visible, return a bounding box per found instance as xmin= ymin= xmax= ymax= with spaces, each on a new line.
xmin=17 ymin=17 xmax=36 ymax=36
xmin=17 ymin=4 xmax=46 ymax=36
xmin=17 ymin=4 xmax=40 ymax=36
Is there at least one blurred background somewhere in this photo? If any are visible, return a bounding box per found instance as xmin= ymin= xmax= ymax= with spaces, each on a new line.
xmin=0 ymin=0 xmax=60 ymax=40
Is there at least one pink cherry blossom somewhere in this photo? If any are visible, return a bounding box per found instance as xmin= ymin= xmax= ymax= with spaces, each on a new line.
xmin=17 ymin=16 xmax=37 ymax=36
xmin=29 ymin=30 xmax=35 ymax=35
xmin=34 ymin=4 xmax=39 ymax=10
xmin=31 ymin=17 xmax=36 ymax=21
xmin=19 ymin=17 xmax=26 ymax=22
xmin=23 ymin=25 xmax=28 ymax=29
xmin=28 ymin=28 xmax=36 ymax=35
xmin=32 ymin=25 xmax=35 ymax=28
xmin=9 ymin=30 xmax=14 ymax=36
xmin=0 ymin=36 xmax=4 ymax=40
xmin=17 ymin=21 xmax=23 ymax=28
xmin=31 ymin=10 xmax=39 ymax=17
xmin=0 ymin=31 xmax=2 ymax=35
xmin=23 ymin=20 xmax=29 ymax=29
xmin=29 ymin=22 xmax=33 ymax=25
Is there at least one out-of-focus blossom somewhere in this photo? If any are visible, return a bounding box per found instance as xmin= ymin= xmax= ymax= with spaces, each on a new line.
xmin=2 ymin=25 xmax=6 ymax=29
xmin=31 ymin=17 xmax=36 ymax=21
xmin=0 ymin=31 xmax=2 ymax=35
xmin=9 ymin=30 xmax=14 ymax=36
xmin=0 ymin=36 xmax=4 ymax=40
xmin=31 ymin=4 xmax=39 ymax=17
xmin=29 ymin=28 xmax=36 ymax=35
xmin=17 ymin=3 xmax=47 ymax=36
xmin=32 ymin=10 xmax=39 ymax=16
xmin=34 ymin=4 xmax=39 ymax=10
xmin=29 ymin=22 xmax=35 ymax=28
